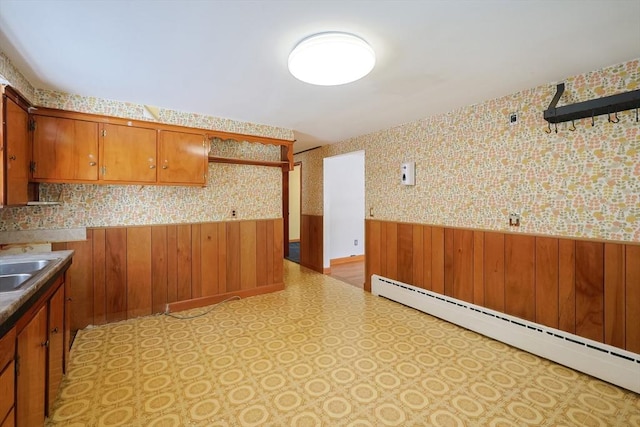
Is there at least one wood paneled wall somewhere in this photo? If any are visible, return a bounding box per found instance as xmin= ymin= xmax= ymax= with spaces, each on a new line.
xmin=365 ymin=220 xmax=640 ymax=353
xmin=300 ymin=214 xmax=323 ymax=273
xmin=54 ymin=219 xmax=284 ymax=331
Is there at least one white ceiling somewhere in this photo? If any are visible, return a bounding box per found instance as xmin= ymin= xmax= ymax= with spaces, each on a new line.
xmin=0 ymin=0 xmax=639 ymax=153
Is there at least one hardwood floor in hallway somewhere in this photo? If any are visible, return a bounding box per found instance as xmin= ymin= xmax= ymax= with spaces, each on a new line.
xmin=328 ymin=260 xmax=365 ymax=289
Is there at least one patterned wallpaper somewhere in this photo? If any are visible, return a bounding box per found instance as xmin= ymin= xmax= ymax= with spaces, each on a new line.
xmin=0 ymin=164 xmax=282 ymax=231
xmin=296 ymin=59 xmax=640 ymax=243
xmin=0 ymin=50 xmax=36 ymax=102
xmin=36 ymin=89 xmax=293 ymax=141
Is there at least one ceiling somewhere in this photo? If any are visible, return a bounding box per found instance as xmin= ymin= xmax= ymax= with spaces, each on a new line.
xmin=0 ymin=1 xmax=638 ymax=153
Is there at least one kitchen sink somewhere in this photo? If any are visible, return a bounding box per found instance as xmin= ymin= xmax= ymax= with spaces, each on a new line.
xmin=0 ymin=260 xmax=51 ymax=275
xmin=0 ymin=274 xmax=32 ymax=292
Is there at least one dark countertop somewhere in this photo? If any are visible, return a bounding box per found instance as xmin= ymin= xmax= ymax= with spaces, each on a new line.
xmin=0 ymin=250 xmax=73 ymax=337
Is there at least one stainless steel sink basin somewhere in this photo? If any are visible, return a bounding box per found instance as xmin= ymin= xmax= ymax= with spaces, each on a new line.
xmin=0 ymin=274 xmax=32 ymax=292
xmin=0 ymin=260 xmax=51 ymax=275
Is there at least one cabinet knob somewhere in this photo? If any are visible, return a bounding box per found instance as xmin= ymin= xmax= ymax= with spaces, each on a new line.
xmin=51 ymin=327 xmax=59 ymax=334
xmin=149 ymin=165 xmax=156 ymax=169
xmin=89 ymin=161 xmax=97 ymax=166
xmin=41 ymin=340 xmax=49 ymax=348
xmin=162 ymin=165 xmax=168 ymax=169
xmin=9 ymin=155 xmax=16 ymax=160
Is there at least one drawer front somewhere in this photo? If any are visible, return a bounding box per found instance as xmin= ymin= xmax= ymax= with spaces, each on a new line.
xmin=0 ymin=361 xmax=15 ymax=424
xmin=0 ymin=328 xmax=15 ymax=373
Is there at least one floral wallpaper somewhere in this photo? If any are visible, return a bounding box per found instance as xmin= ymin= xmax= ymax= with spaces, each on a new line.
xmin=0 ymin=164 xmax=281 ymax=231
xmin=0 ymin=49 xmax=36 ymax=102
xmin=296 ymin=58 xmax=640 ymax=243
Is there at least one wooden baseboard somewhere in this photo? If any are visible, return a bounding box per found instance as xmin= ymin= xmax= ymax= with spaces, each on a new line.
xmin=330 ymin=254 xmax=365 ymax=266
xmin=166 ymin=283 xmax=285 ymax=313
xmin=289 ymin=239 xmax=300 ymax=243
xmin=323 ymin=267 xmax=331 ymax=274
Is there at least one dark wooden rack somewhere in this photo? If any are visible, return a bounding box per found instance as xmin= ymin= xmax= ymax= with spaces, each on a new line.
xmin=544 ymin=83 xmax=640 ymax=124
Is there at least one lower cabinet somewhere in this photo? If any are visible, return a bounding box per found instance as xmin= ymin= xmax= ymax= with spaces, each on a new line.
xmin=14 ymin=276 xmax=67 ymax=427
xmin=16 ymin=305 xmax=47 ymax=427
xmin=1 ymin=409 xmax=14 ymax=427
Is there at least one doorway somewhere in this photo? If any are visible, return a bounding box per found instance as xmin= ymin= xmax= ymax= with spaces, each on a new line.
xmin=286 ymin=162 xmax=302 ymax=263
xmin=323 ymin=151 xmax=365 ymax=287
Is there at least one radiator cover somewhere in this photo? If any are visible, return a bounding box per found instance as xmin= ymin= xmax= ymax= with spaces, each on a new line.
xmin=371 ymin=274 xmax=640 ymax=394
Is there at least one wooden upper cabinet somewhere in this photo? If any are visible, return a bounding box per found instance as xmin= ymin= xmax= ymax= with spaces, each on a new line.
xmin=32 ymin=115 xmax=99 ymax=182
xmin=159 ymin=130 xmax=207 ymax=185
xmin=3 ymin=94 xmax=30 ymax=206
xmin=100 ymin=124 xmax=157 ymax=183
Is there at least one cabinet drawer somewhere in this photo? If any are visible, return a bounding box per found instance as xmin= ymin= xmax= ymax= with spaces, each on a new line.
xmin=0 ymin=361 xmax=15 ymax=424
xmin=0 ymin=328 xmax=15 ymax=371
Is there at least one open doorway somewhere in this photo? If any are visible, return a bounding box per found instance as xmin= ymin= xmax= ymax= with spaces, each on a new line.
xmin=323 ymin=151 xmax=365 ymax=287
xmin=286 ymin=162 xmax=302 ymax=263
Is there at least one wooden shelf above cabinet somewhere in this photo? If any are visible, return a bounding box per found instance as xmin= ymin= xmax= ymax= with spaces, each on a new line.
xmin=208 ymin=156 xmax=290 ymax=168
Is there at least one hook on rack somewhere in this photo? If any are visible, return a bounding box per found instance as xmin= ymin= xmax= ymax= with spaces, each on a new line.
xmin=545 ymin=122 xmax=552 ymax=134
xmin=569 ymin=120 xmax=576 ymax=131
xmin=554 ymin=123 xmax=558 ymax=134
xmin=608 ymin=111 xmax=620 ymax=123
xmin=591 ymin=112 xmax=595 ymax=127
xmin=636 ymin=108 xmax=638 ymax=122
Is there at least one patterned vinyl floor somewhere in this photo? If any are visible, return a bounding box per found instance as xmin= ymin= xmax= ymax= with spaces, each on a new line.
xmin=47 ymin=261 xmax=640 ymax=426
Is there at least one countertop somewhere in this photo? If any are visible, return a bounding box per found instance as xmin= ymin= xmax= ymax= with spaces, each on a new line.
xmin=0 ymin=250 xmax=73 ymax=336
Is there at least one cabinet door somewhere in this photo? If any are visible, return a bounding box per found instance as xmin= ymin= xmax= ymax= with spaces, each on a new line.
xmin=0 ymin=362 xmax=14 ymax=427
xmin=16 ymin=305 xmax=47 ymax=427
xmin=64 ymin=281 xmax=71 ymax=374
xmin=158 ymin=130 xmax=207 ymax=185
xmin=101 ymin=124 xmax=157 ymax=183
xmin=47 ymin=285 xmax=64 ymax=415
xmin=4 ymin=96 xmax=29 ymax=205
xmin=32 ymin=116 xmax=99 ymax=181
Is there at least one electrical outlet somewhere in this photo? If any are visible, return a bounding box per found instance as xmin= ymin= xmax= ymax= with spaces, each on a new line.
xmin=509 ymin=112 xmax=518 ymax=124
xmin=231 ymin=209 xmax=237 ymax=218
xmin=509 ymin=213 xmax=521 ymax=227
xmin=354 ymin=239 xmax=358 ymax=246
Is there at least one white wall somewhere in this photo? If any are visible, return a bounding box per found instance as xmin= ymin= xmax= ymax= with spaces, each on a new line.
xmin=288 ymin=164 xmax=301 ymax=241
xmin=323 ymin=151 xmax=365 ymax=267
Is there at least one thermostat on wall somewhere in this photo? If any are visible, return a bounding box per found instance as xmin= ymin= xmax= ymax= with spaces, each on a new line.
xmin=401 ymin=162 xmax=415 ymax=186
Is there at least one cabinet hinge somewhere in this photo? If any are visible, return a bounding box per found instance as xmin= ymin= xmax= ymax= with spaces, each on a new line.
xmin=28 ymin=119 xmax=36 ymax=131
xmin=101 ymin=166 xmax=107 ymax=176
xmin=30 ymin=161 xmax=36 ymax=173
xmin=101 ymin=129 xmax=107 ymax=137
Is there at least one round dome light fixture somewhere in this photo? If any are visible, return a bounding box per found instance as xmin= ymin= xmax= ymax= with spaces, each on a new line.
xmin=288 ymin=32 xmax=376 ymax=86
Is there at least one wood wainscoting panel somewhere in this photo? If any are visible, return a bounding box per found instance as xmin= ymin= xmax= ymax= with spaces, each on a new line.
xmin=151 ymin=226 xmax=169 ymax=314
xmin=473 ymin=231 xmax=484 ymax=306
xmin=240 ymin=221 xmax=258 ymax=290
xmin=105 ymin=228 xmax=127 ymax=323
xmin=397 ymin=223 xmax=413 ymax=285
xmin=504 ymin=234 xmax=536 ymax=322
xmin=536 ymin=237 xmax=559 ymax=329
xmin=365 ymin=219 xmax=381 ymax=292
xmin=625 ymin=245 xmax=640 ymax=353
xmin=300 ymin=214 xmax=323 ymax=273
xmin=431 ymin=227 xmax=445 ymax=295
xmin=452 ymin=229 xmax=474 ymax=303
xmin=558 ymin=238 xmax=576 ymax=334
xmin=364 ymin=218 xmax=638 ymax=353
xmin=411 ymin=224 xmax=424 ymax=289
xmin=483 ymin=232 xmax=505 ymax=312
xmin=126 ymin=227 xmax=152 ymax=319
xmin=604 ymin=243 xmax=625 ymax=349
xmin=575 ymin=241 xmax=604 ymax=343
xmin=65 ymin=233 xmax=94 ymax=331
xmin=92 ymin=229 xmax=107 ymax=325
xmin=60 ymin=219 xmax=285 ymax=332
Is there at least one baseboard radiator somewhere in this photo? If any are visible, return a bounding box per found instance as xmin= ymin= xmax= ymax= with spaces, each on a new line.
xmin=371 ymin=275 xmax=640 ymax=394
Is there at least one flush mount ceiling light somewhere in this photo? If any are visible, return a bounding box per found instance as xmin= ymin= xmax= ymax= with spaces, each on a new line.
xmin=288 ymin=32 xmax=375 ymax=86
